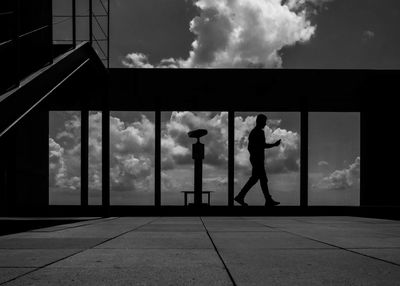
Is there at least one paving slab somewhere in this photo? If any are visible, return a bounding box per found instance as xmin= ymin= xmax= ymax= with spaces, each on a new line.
xmin=3 ymin=266 xmax=232 ymax=286
xmin=3 ymin=249 xmax=233 ymax=286
xmin=2 ymin=216 xmax=399 ymax=285
xmin=218 ymin=248 xmax=400 ymax=286
xmin=153 ymin=220 xmax=203 ymax=225
xmin=0 ymin=238 xmax=107 ymax=249
xmin=0 ymin=268 xmax=36 ymax=284
xmin=202 ymin=217 xmax=243 ymax=220
xmin=203 ymin=220 xmax=275 ymax=232
xmin=1 ymin=228 xmax=126 ymax=239
xmin=282 ymin=228 xmax=400 ymax=248
xmin=349 ymin=248 xmax=400 ymax=265
xmin=210 ymin=231 xmax=333 ymax=249
xmin=44 ymin=249 xmax=216 ymax=268
xmin=28 ymin=218 xmax=106 ymax=232
xmin=136 ymin=223 xmax=205 ymax=232
xmin=95 ymin=231 xmax=213 ymax=249
xmin=0 ymin=249 xmax=80 ymax=267
xmin=103 ymin=217 xmax=157 ymax=225
xmin=156 ymin=217 xmax=202 ymax=223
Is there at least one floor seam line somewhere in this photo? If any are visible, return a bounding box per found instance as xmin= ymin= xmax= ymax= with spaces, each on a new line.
xmin=249 ymin=219 xmax=400 ymax=268
xmin=200 ymin=217 xmax=237 ymax=286
xmin=0 ymin=217 xmax=160 ymax=285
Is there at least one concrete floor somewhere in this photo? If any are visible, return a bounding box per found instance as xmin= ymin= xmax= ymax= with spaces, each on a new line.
xmin=0 ymin=216 xmax=400 ymax=285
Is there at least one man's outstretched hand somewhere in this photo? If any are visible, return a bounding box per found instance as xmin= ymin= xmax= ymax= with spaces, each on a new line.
xmin=274 ymin=139 xmax=281 ymax=146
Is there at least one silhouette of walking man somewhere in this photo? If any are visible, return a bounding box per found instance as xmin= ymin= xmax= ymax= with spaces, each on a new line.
xmin=234 ymin=114 xmax=281 ymax=206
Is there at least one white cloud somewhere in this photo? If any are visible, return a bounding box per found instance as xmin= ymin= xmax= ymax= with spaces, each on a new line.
xmin=122 ymin=53 xmax=154 ymax=68
xmin=204 ymin=176 xmax=239 ymax=185
xmin=123 ymin=0 xmax=333 ymax=68
xmin=318 ymin=160 xmax=329 ymax=167
xmin=285 ymin=0 xmax=333 ymax=10
xmin=161 ymin=111 xmax=229 ymax=169
xmin=362 ymin=30 xmax=375 ymax=42
xmin=122 ymin=54 xmax=181 ymax=69
xmin=50 ymin=112 xmax=300 ymax=194
xmin=49 ymin=137 xmax=81 ymax=191
xmin=162 ymin=112 xmax=299 ymax=174
xmin=234 ymin=115 xmax=300 ymax=173
xmin=50 ymin=112 xmax=156 ymax=193
xmin=88 ymin=112 xmax=102 ymax=190
xmin=314 ymin=157 xmax=360 ymax=190
xmin=109 ymin=114 xmax=155 ymax=192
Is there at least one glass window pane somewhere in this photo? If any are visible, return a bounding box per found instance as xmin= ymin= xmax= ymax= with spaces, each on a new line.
xmin=52 ymin=0 xmax=72 ymax=44
xmin=161 ymin=112 xmax=228 ymax=205
xmin=49 ymin=111 xmax=81 ymax=205
xmin=110 ymin=112 xmax=155 ymax=205
xmin=89 ymin=111 xmax=102 ymax=205
xmin=308 ymin=112 xmax=360 ymax=206
xmin=234 ymin=112 xmax=300 ymax=206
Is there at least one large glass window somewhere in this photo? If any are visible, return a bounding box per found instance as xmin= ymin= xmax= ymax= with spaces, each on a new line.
xmin=234 ymin=112 xmax=300 ymax=205
xmin=308 ymin=112 xmax=360 ymax=206
xmin=49 ymin=111 xmax=81 ymax=205
xmin=110 ymin=112 xmax=155 ymax=205
xmin=48 ymin=110 xmax=362 ymax=208
xmin=161 ymin=112 xmax=228 ymax=205
xmin=89 ymin=111 xmax=102 ymax=205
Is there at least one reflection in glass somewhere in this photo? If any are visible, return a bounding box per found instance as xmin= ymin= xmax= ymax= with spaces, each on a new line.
xmin=49 ymin=111 xmax=81 ymax=205
xmin=161 ymin=112 xmax=228 ymax=205
xmin=234 ymin=112 xmax=300 ymax=205
xmin=309 ymin=112 xmax=360 ymax=206
xmin=110 ymin=112 xmax=155 ymax=205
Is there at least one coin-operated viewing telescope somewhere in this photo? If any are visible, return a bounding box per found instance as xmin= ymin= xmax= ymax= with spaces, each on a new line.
xmin=187 ymin=129 xmax=208 ymax=206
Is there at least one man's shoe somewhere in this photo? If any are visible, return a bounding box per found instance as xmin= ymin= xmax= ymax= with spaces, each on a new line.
xmin=234 ymin=197 xmax=248 ymax=206
xmin=265 ymin=199 xmax=280 ymax=206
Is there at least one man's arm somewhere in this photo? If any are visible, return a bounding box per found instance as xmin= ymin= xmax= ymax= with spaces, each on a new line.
xmin=265 ymin=139 xmax=281 ymax=149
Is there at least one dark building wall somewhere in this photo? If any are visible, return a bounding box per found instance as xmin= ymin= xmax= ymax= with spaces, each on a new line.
xmin=0 ymin=0 xmax=52 ymax=94
xmin=107 ymin=69 xmax=363 ymax=111
xmin=0 ymin=109 xmax=49 ymax=210
xmin=0 ymin=42 xmax=107 ymax=214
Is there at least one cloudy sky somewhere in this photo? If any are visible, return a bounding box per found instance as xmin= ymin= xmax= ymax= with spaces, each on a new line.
xmin=105 ymin=0 xmax=400 ymax=68
xmin=49 ymin=111 xmax=360 ymax=206
xmin=52 ymin=0 xmax=400 ymax=68
xmin=309 ymin=113 xmax=360 ymax=205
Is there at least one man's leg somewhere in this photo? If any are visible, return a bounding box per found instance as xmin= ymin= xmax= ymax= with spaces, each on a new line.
xmin=236 ymin=174 xmax=258 ymax=200
xmin=259 ymin=166 xmax=280 ymax=206
xmin=235 ymin=162 xmax=260 ymax=205
xmin=259 ymin=169 xmax=271 ymax=200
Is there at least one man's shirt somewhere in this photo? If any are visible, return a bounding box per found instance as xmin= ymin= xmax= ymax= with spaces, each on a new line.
xmin=247 ymin=127 xmax=266 ymax=162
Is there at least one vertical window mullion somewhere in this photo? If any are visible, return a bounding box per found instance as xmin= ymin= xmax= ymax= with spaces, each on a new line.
xmin=300 ymin=110 xmax=308 ymax=207
xmin=228 ymin=110 xmax=234 ymax=207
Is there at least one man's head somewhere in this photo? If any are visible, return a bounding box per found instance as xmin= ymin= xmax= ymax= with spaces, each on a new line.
xmin=256 ymin=114 xmax=267 ymax=128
